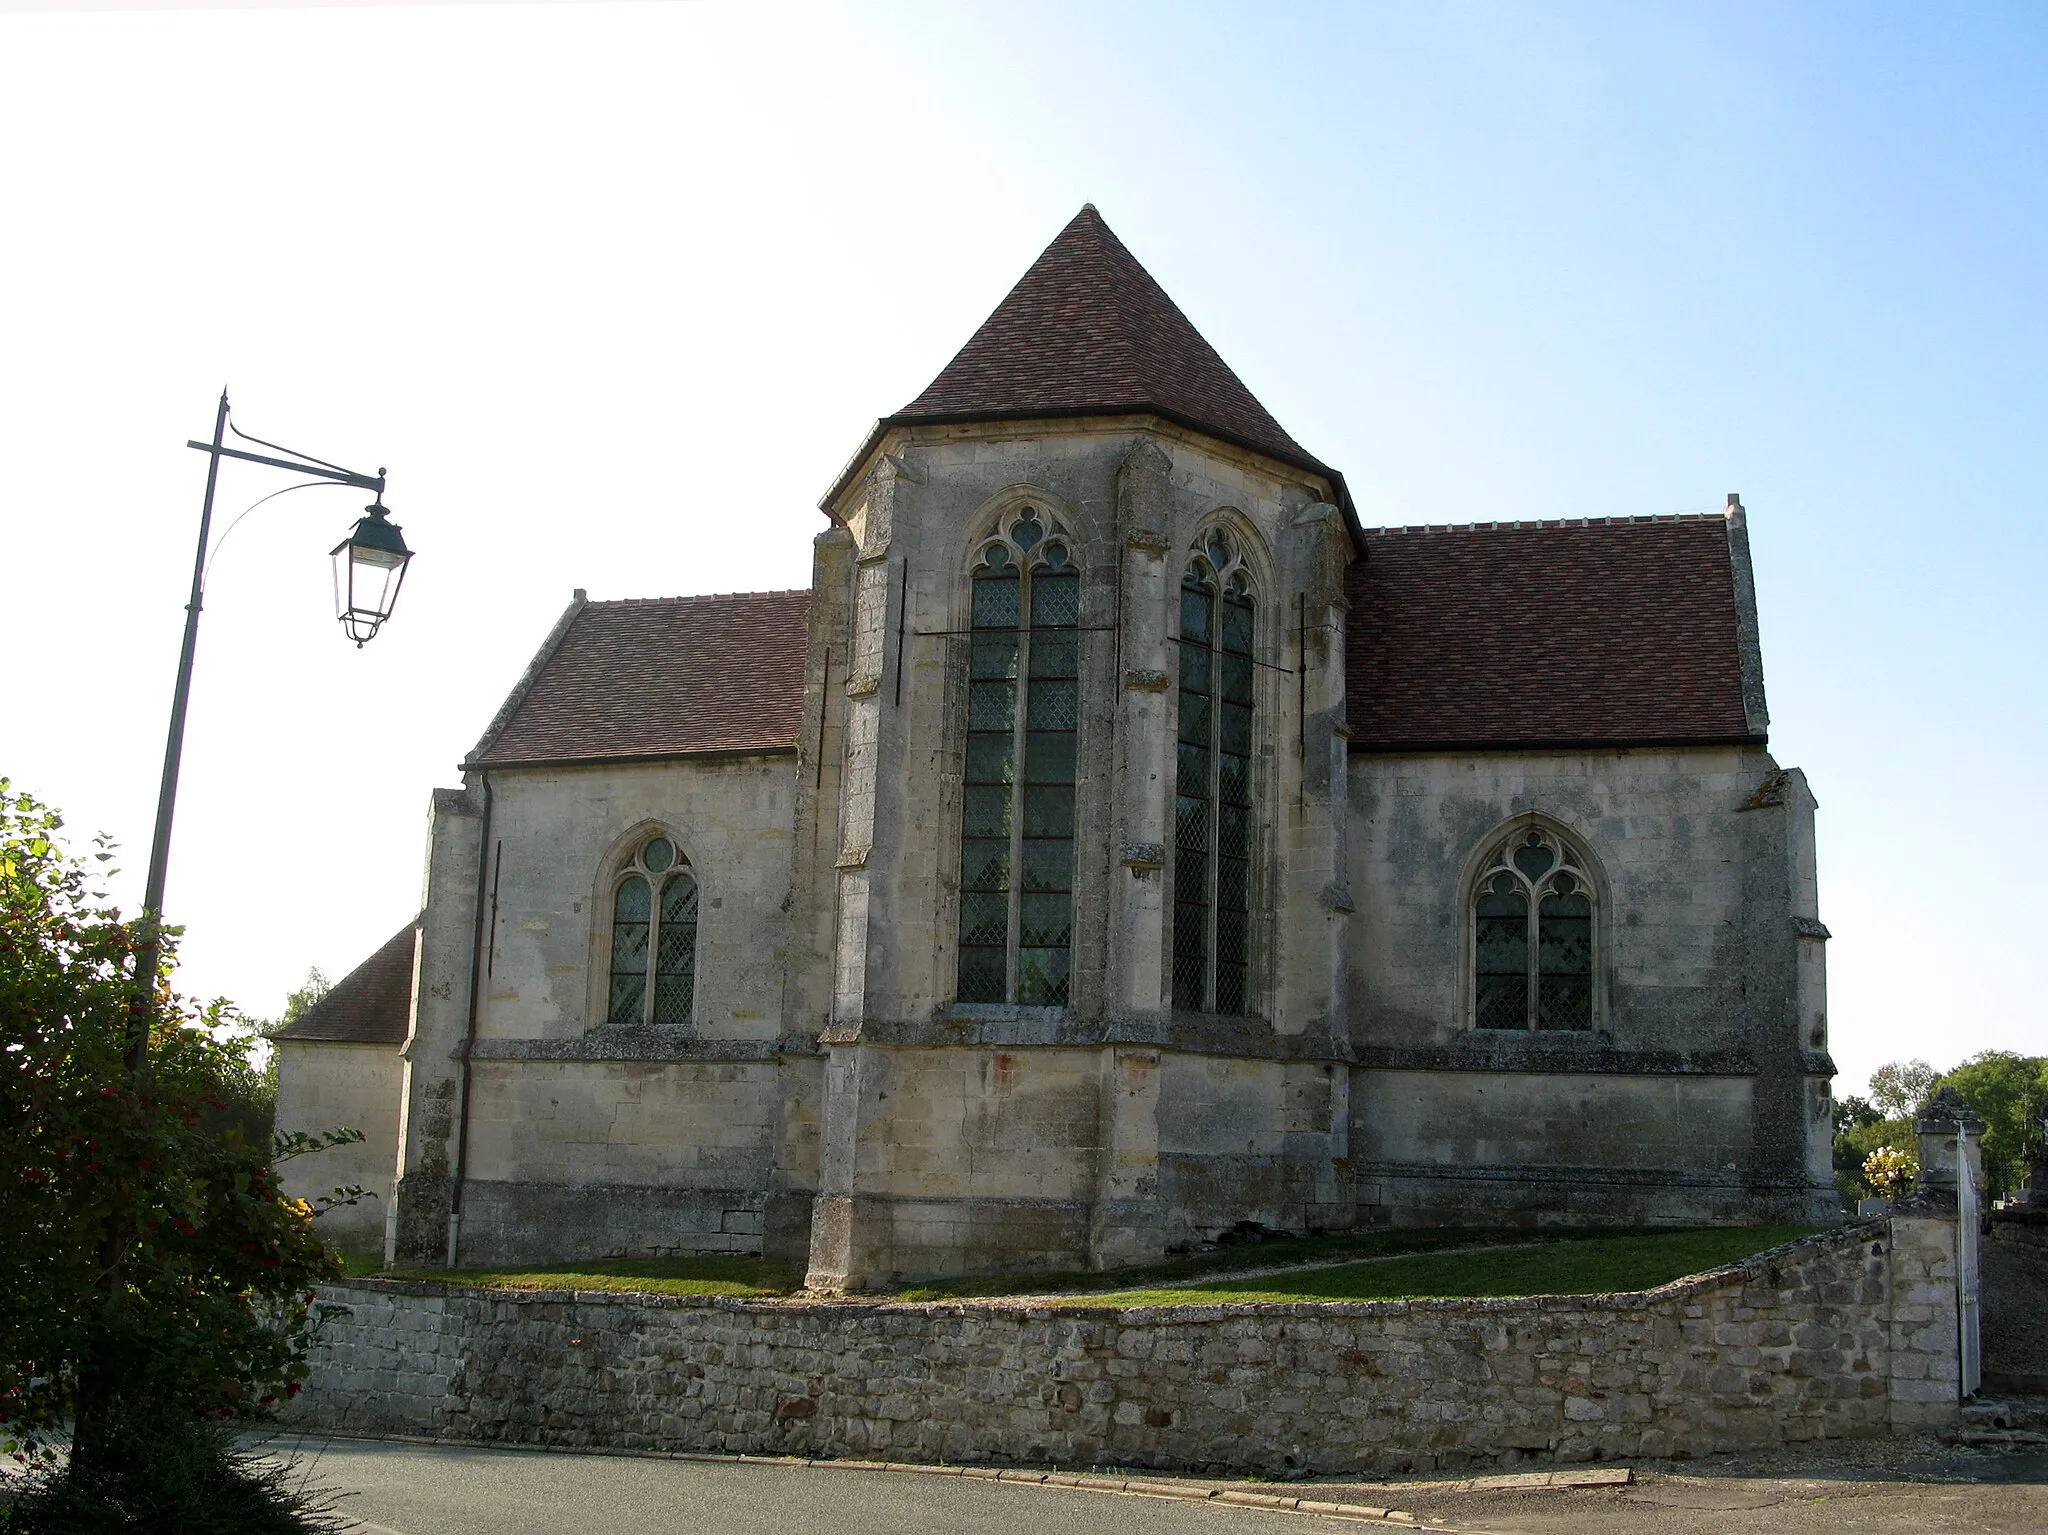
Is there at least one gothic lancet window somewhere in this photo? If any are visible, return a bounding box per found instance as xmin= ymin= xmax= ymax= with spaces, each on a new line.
xmin=608 ymin=834 xmax=699 ymax=1026
xmin=957 ymin=507 xmax=1080 ymax=1006
xmin=1472 ymin=826 xmax=1595 ymax=1031
xmin=1173 ymin=531 xmax=1255 ymax=1014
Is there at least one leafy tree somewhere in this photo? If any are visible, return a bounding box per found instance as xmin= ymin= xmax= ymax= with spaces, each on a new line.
xmin=1938 ymin=1050 xmax=2048 ymax=1199
xmin=1868 ymin=1059 xmax=1940 ymax=1119
xmin=0 ymin=780 xmax=361 ymax=1528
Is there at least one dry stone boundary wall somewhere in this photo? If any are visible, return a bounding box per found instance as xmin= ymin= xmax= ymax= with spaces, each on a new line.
xmin=289 ymin=1221 xmax=1962 ymax=1475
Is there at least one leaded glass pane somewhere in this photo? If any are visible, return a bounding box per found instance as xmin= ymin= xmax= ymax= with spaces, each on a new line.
xmin=1024 ymin=731 xmax=1076 ymax=785
xmin=965 ymin=732 xmax=1016 ymax=785
xmin=1217 ymin=853 xmax=1249 ymax=912
xmin=960 ymin=837 xmax=1010 ymax=892
xmin=1216 ymin=960 xmax=1247 ymax=1017
xmin=957 ymin=943 xmax=1006 ymax=1004
xmin=972 ymin=570 xmax=1020 ymax=629
xmin=653 ymin=873 xmax=697 ymax=1026
xmin=1218 ymin=802 xmax=1251 ymax=861
xmin=1171 ymin=906 xmax=1206 ymax=1010
xmin=1030 ymin=570 xmax=1080 ymax=628
xmin=1220 ymin=702 xmax=1252 ymax=755
xmin=1178 ymin=642 xmax=1212 ymax=693
xmin=1537 ymin=887 xmax=1593 ymax=1031
xmin=970 ymin=633 xmax=1019 ymax=679
xmin=1013 ymin=509 xmax=1043 ymax=552
xmin=1029 ymin=631 xmax=1078 ymax=680
xmin=1026 ymin=678 xmax=1077 ymax=729
xmin=963 ymin=785 xmax=1011 ymax=839
xmin=1475 ymin=971 xmax=1528 ymax=1031
xmin=1178 ymin=692 xmax=1212 ymax=747
xmin=1020 ymin=836 xmax=1072 ymax=893
xmin=1474 ymin=877 xmax=1529 ymax=1030
xmin=969 ymin=679 xmax=1015 ymax=730
xmin=1019 ymin=892 xmax=1072 ymax=949
xmin=608 ymin=875 xmax=651 ymax=1025
xmin=1221 ymin=595 xmax=1254 ymax=655
xmin=641 ymin=838 xmax=674 ymax=873
xmin=1020 ymin=785 xmax=1074 ymax=837
xmin=1180 ymin=582 xmax=1213 ymax=645
xmin=1173 ymin=844 xmax=1208 ymax=907
xmin=959 ymin=890 xmax=1009 ymax=948
xmin=1018 ymin=943 xmax=1070 ymax=1007
xmin=1174 ymin=794 xmax=1209 ymax=856
xmin=1219 ymin=652 xmax=1253 ymax=707
xmin=1514 ymin=833 xmax=1555 ymax=883
xmin=1218 ymin=751 xmax=1250 ymax=806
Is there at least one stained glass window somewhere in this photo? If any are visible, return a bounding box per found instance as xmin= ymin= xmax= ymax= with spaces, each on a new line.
xmin=956 ymin=508 xmax=1079 ymax=1006
xmin=1472 ymin=827 xmax=1596 ymax=1030
xmin=1173 ymin=532 xmax=1256 ymax=1014
xmin=607 ymin=835 xmax=699 ymax=1026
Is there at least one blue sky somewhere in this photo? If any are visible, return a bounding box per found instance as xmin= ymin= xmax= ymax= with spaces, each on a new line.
xmin=2 ymin=0 xmax=2041 ymax=1092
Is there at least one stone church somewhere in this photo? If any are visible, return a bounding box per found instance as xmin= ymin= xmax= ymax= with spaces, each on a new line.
xmin=274 ymin=206 xmax=1839 ymax=1290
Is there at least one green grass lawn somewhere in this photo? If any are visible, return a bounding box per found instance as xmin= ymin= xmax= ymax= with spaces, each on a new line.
xmin=337 ymin=1225 xmax=1820 ymax=1306
xmin=377 ymin=1253 xmax=805 ymax=1298
xmin=1066 ymin=1225 xmax=1822 ymax=1307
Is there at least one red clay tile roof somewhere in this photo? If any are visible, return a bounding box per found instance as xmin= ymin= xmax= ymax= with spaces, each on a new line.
xmin=899 ymin=206 xmax=1321 ymax=469
xmin=1345 ymin=515 xmax=1763 ymax=750
xmin=470 ymin=590 xmax=811 ymax=768
xmin=828 ymin=207 xmax=1355 ymax=530
xmin=271 ymin=920 xmax=416 ymax=1045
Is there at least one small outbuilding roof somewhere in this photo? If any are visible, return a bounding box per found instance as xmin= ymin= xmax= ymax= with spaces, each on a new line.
xmin=1345 ymin=513 xmax=1765 ymax=751
xmin=270 ymin=920 xmax=418 ymax=1045
xmin=468 ymin=589 xmax=812 ymax=769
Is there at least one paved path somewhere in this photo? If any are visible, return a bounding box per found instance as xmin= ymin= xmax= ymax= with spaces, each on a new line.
xmin=271 ymin=1434 xmax=2048 ymax=1535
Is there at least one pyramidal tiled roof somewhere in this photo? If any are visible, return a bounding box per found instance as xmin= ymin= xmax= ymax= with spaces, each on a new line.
xmin=897 ymin=205 xmax=1323 ymax=471
xmin=827 ymin=207 xmax=1351 ymax=520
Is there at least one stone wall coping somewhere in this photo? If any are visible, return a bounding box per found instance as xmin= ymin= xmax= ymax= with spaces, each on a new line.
xmin=325 ymin=1221 xmax=1882 ymax=1325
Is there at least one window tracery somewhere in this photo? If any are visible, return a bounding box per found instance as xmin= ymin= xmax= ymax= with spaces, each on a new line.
xmin=607 ymin=833 xmax=698 ymax=1026
xmin=1472 ymin=825 xmax=1595 ymax=1031
xmin=956 ymin=506 xmax=1080 ymax=1006
xmin=1173 ymin=529 xmax=1255 ymax=1014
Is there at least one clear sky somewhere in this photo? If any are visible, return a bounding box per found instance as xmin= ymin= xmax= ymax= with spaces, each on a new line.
xmin=3 ymin=0 xmax=2042 ymax=1095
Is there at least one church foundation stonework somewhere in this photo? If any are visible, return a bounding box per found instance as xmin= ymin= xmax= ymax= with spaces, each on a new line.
xmin=276 ymin=206 xmax=1840 ymax=1289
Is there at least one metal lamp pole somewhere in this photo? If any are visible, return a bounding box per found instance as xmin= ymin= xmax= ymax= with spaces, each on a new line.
xmin=127 ymin=390 xmax=406 ymax=1073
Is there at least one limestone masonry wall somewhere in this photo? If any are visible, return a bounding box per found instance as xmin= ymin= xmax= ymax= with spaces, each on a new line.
xmin=290 ymin=1222 xmax=1962 ymax=1474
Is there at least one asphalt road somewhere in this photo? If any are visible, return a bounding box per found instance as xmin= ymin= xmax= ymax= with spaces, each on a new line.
xmin=268 ymin=1438 xmax=1322 ymax=1535
xmin=267 ymin=1435 xmax=2048 ymax=1535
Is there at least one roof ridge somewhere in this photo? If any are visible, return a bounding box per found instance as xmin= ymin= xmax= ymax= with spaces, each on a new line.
xmin=585 ymin=588 xmax=811 ymax=607
xmin=1365 ymin=512 xmax=1732 ymax=536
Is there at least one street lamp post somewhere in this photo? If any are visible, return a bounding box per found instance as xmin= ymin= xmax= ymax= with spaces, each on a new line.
xmin=127 ymin=390 xmax=413 ymax=1072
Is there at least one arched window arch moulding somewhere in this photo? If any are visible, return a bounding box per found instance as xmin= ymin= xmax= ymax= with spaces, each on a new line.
xmin=596 ymin=825 xmax=700 ymax=1028
xmin=1463 ymin=814 xmax=1606 ymax=1032
xmin=954 ymin=500 xmax=1081 ymax=1007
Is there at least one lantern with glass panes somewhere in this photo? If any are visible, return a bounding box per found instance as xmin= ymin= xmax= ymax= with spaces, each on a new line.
xmin=330 ymin=501 xmax=414 ymax=645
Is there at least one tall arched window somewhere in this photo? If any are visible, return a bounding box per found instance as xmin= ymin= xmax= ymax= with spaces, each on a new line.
xmin=1173 ymin=530 xmax=1255 ymax=1014
xmin=608 ymin=834 xmax=698 ymax=1026
xmin=957 ymin=506 xmax=1080 ymax=1006
xmin=1472 ymin=825 xmax=1595 ymax=1031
